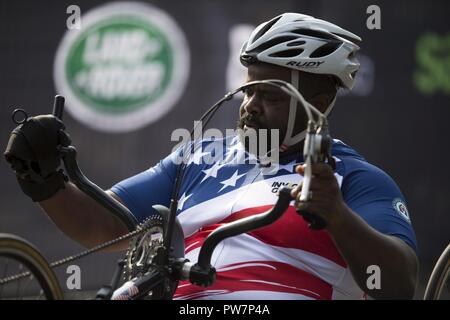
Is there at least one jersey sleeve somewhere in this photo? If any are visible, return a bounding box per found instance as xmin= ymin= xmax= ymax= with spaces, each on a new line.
xmin=110 ymin=148 xmax=181 ymax=224
xmin=340 ymin=158 xmax=418 ymax=253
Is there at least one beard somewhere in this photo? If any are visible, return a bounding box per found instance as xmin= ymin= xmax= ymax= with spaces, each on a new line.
xmin=236 ymin=113 xmax=263 ymax=131
xmin=236 ymin=114 xmax=282 ymax=160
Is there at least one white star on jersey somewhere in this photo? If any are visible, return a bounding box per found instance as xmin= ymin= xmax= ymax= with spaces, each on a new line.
xmin=200 ymin=163 xmax=225 ymax=183
xmin=223 ymin=143 xmax=246 ymax=164
xmin=218 ymin=170 xmax=246 ymax=192
xmin=277 ymin=160 xmax=300 ymax=173
xmin=260 ymin=160 xmax=299 ymax=176
xmin=178 ymin=192 xmax=192 ymax=211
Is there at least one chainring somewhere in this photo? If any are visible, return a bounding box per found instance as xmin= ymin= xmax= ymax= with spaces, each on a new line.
xmin=122 ymin=214 xmax=178 ymax=299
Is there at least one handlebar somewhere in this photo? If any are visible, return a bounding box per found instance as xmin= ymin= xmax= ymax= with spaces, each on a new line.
xmin=176 ymin=186 xmax=294 ymax=287
xmin=52 ymin=95 xmax=65 ymax=120
xmin=51 ymin=95 xmax=138 ymax=231
xmin=197 ymin=186 xmax=293 ymax=269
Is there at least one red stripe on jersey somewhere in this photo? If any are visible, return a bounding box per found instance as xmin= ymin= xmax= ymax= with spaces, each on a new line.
xmin=184 ymin=224 xmax=219 ymax=254
xmin=174 ymin=260 xmax=332 ymax=300
xmin=220 ymin=205 xmax=347 ymax=267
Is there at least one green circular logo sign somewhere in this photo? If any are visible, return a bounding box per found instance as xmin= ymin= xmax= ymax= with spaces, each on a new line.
xmin=54 ymin=2 xmax=190 ymax=132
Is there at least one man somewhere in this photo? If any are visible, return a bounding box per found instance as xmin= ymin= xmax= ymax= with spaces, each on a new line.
xmin=5 ymin=13 xmax=418 ymax=299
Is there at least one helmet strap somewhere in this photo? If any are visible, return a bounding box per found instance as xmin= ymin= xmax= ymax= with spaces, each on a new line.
xmin=280 ymin=70 xmax=336 ymax=151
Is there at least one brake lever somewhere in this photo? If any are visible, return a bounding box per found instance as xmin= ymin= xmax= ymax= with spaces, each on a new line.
xmin=296 ymin=120 xmax=335 ymax=230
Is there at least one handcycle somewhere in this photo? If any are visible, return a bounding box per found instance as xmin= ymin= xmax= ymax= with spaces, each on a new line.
xmin=1 ymin=82 xmax=448 ymax=300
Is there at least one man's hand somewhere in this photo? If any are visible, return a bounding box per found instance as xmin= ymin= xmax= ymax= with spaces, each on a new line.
xmin=290 ymin=163 xmax=348 ymax=230
xmin=4 ymin=114 xmax=71 ymax=202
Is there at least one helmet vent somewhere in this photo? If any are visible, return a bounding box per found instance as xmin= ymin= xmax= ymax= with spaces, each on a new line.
xmin=269 ymin=48 xmax=304 ymax=58
xmin=253 ymin=16 xmax=282 ymax=42
xmin=249 ymin=36 xmax=297 ymax=53
xmin=290 ymin=29 xmax=338 ymax=41
xmin=286 ymin=40 xmax=306 ymax=47
xmin=310 ymin=41 xmax=341 ymax=58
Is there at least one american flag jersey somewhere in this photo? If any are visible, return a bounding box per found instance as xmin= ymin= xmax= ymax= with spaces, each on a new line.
xmin=111 ymin=136 xmax=417 ymax=300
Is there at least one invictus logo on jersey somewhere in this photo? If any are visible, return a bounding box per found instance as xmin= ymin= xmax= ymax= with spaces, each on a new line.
xmin=286 ymin=61 xmax=325 ymax=68
xmin=271 ymin=181 xmax=298 ymax=193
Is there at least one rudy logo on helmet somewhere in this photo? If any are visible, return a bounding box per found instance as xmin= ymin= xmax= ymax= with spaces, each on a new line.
xmin=286 ymin=61 xmax=325 ymax=68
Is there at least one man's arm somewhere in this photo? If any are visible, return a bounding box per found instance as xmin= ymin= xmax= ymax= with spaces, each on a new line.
xmin=39 ymin=181 xmax=130 ymax=252
xmin=327 ymin=203 xmax=418 ymax=299
xmin=292 ymin=163 xmax=418 ymax=299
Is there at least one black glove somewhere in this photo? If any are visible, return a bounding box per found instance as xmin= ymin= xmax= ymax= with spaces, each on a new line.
xmin=4 ymin=114 xmax=72 ymax=202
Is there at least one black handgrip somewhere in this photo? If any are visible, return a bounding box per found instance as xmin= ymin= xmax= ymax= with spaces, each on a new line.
xmin=52 ymin=95 xmax=65 ymax=120
xmin=296 ymin=209 xmax=327 ymax=230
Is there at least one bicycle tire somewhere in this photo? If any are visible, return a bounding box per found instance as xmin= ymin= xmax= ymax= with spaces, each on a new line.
xmin=0 ymin=233 xmax=63 ymax=300
xmin=424 ymin=244 xmax=450 ymax=300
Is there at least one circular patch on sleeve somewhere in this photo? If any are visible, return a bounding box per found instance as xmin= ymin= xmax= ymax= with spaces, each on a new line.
xmin=392 ymin=198 xmax=411 ymax=223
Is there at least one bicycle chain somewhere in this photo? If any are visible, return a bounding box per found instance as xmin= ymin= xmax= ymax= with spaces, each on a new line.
xmin=0 ymin=222 xmax=153 ymax=285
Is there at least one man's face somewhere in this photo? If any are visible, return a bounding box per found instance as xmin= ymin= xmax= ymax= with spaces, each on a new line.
xmin=237 ymin=63 xmax=293 ymax=144
xmin=237 ymin=63 xmax=333 ymax=156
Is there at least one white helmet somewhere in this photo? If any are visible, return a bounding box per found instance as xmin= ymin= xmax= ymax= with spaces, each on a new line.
xmin=240 ymin=13 xmax=361 ymax=89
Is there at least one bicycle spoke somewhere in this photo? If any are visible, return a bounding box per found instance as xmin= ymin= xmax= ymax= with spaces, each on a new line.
xmin=0 ymin=234 xmax=63 ymax=300
xmin=445 ymin=275 xmax=450 ymax=295
xmin=20 ymin=274 xmax=34 ymax=300
xmin=0 ymin=258 xmax=8 ymax=298
xmin=16 ymin=263 xmax=23 ymax=300
xmin=37 ymin=289 xmax=44 ymax=300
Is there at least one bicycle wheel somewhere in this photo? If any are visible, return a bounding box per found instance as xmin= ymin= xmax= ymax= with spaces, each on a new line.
xmin=424 ymin=244 xmax=450 ymax=300
xmin=0 ymin=233 xmax=63 ymax=300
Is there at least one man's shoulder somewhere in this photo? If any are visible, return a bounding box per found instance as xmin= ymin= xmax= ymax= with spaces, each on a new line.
xmin=332 ymin=139 xmax=365 ymax=162
xmin=332 ymin=139 xmax=396 ymax=184
xmin=332 ymin=140 xmax=404 ymax=202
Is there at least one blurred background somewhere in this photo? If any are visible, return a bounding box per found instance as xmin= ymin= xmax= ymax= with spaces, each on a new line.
xmin=0 ymin=0 xmax=449 ymax=299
